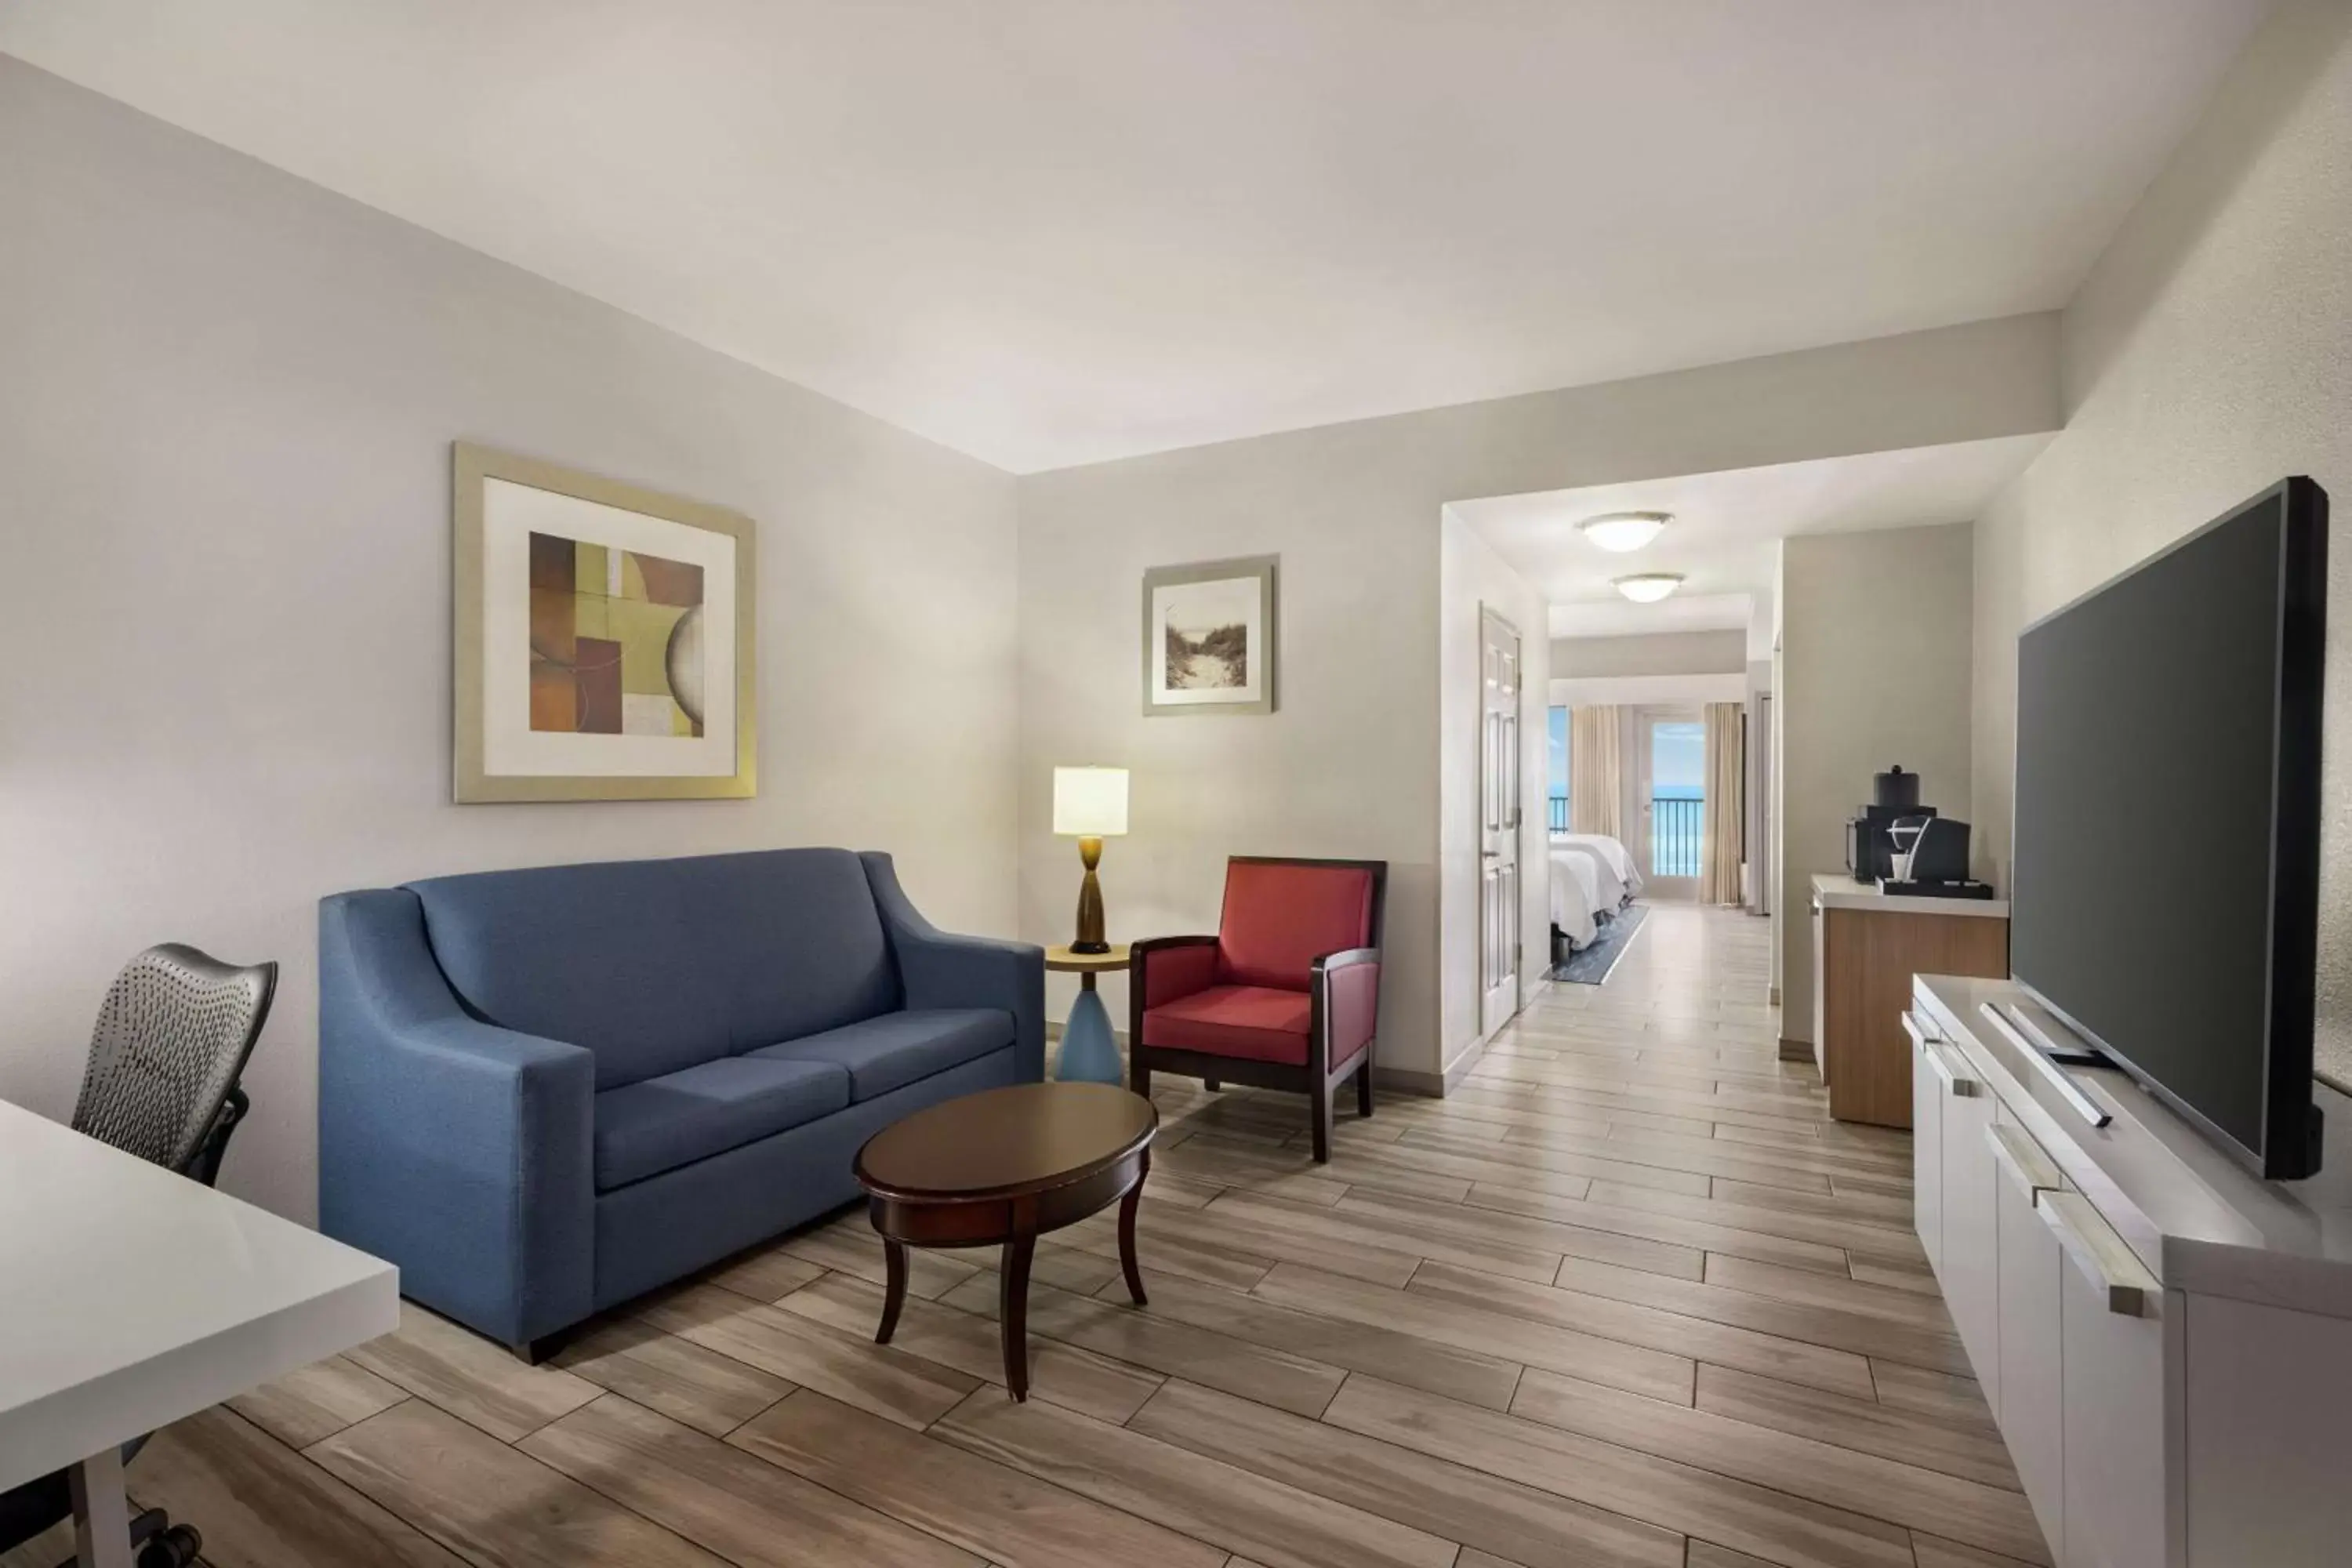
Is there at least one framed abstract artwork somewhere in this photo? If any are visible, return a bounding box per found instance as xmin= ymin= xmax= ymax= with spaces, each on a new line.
xmin=1142 ymin=554 xmax=1277 ymax=717
xmin=452 ymin=443 xmax=756 ymax=802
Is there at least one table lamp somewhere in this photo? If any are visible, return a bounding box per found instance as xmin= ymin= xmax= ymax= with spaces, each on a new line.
xmin=1052 ymin=765 xmax=1128 ymax=953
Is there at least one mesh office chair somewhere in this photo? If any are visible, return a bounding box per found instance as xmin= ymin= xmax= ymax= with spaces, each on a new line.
xmin=0 ymin=945 xmax=278 ymax=1568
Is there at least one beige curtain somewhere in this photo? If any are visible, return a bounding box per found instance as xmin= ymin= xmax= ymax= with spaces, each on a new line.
xmin=1569 ymin=706 xmax=1623 ymax=840
xmin=1700 ymin=702 xmax=1744 ymax=905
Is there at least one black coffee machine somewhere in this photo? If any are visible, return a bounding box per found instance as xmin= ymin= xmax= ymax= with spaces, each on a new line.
xmin=1846 ymin=765 xmax=1935 ymax=883
xmin=1846 ymin=765 xmax=1991 ymax=895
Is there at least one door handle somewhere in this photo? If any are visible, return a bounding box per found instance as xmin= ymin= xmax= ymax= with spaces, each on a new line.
xmin=1987 ymin=1122 xmax=2063 ymax=1199
xmin=2038 ymin=1189 xmax=2159 ymax=1318
xmin=1921 ymin=1042 xmax=1980 ymax=1097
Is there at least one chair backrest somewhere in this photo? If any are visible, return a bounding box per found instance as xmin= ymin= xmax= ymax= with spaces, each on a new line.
xmin=1216 ymin=857 xmax=1387 ymax=991
xmin=71 ymin=944 xmax=276 ymax=1179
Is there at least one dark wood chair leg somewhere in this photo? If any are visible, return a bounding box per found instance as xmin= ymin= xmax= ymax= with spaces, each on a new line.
xmin=1118 ymin=1152 xmax=1150 ymax=1305
xmin=1356 ymin=1058 xmax=1374 ymax=1118
xmin=1203 ymin=1078 xmax=1221 ymax=1091
xmin=876 ymin=1239 xmax=908 ymax=1345
xmin=1000 ymin=1233 xmax=1036 ymax=1401
xmin=1131 ymin=1052 xmax=1152 ymax=1098
xmin=1310 ymin=1085 xmax=1333 ymax=1163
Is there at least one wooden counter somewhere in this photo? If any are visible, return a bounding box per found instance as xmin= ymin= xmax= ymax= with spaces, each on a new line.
xmin=1810 ymin=872 xmax=2007 ymax=1126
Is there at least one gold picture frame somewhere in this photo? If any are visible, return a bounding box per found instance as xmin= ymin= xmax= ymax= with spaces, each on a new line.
xmin=452 ymin=442 xmax=757 ymax=802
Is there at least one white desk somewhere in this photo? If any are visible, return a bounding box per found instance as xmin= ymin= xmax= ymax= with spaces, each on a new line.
xmin=0 ymin=1098 xmax=396 ymax=1566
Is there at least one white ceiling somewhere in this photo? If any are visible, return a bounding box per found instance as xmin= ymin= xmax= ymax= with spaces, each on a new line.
xmin=0 ymin=2 xmax=2265 ymax=472
xmin=1453 ymin=434 xmax=2056 ymax=639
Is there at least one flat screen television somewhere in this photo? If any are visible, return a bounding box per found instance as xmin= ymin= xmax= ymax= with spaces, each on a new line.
xmin=2011 ymin=477 xmax=2327 ymax=1179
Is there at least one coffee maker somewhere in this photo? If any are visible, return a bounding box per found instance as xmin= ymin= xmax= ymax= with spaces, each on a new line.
xmin=1846 ymin=765 xmax=1994 ymax=896
xmin=1845 ymin=765 xmax=1932 ymax=883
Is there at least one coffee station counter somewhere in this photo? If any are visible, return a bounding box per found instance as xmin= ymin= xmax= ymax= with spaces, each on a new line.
xmin=1809 ymin=873 xmax=2009 ymax=1126
xmin=1809 ymin=873 xmax=2009 ymax=919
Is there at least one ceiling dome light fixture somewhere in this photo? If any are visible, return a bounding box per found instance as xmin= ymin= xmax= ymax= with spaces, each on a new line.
xmin=1612 ymin=572 xmax=1686 ymax=604
xmin=1577 ymin=510 xmax=1671 ymax=552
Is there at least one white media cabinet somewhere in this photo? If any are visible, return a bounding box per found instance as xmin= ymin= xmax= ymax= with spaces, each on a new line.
xmin=1909 ymin=974 xmax=2352 ymax=1568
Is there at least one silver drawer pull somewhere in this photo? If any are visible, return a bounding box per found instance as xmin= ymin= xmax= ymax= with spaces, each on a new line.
xmin=2038 ymin=1189 xmax=2159 ymax=1318
xmin=1921 ymin=1041 xmax=1980 ymax=1098
xmin=1986 ymin=1122 xmax=2063 ymax=1197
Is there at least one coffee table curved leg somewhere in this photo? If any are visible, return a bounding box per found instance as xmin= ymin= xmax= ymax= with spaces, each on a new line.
xmin=1000 ymin=1234 xmax=1036 ymax=1401
xmin=876 ymin=1239 xmax=908 ymax=1345
xmin=1118 ymin=1149 xmax=1150 ymax=1305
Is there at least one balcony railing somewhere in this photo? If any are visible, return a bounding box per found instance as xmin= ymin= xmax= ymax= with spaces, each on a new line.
xmin=1651 ymin=795 xmax=1702 ymax=877
xmin=1548 ymin=794 xmax=1703 ymax=878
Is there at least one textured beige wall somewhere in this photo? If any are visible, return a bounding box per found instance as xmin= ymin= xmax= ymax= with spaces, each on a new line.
xmin=1780 ymin=524 xmax=1976 ymax=1044
xmin=1552 ymin=630 xmax=1748 ymax=679
xmin=0 ymin=62 xmax=1022 ymax=1220
xmin=1970 ymin=0 xmax=2352 ymax=1087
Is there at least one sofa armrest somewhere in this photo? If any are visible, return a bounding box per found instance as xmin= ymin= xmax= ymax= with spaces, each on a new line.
xmin=318 ymin=889 xmax=595 ymax=1346
xmin=1312 ymin=947 xmax=1381 ymax=1070
xmin=860 ymin=852 xmax=1047 ymax=1083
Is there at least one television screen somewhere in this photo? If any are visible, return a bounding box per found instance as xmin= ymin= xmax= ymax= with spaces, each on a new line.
xmin=2011 ymin=477 xmax=2326 ymax=1178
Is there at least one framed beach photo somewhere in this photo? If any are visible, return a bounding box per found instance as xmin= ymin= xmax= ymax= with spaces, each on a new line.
xmin=1142 ymin=554 xmax=1278 ymax=717
xmin=452 ymin=442 xmax=757 ymax=801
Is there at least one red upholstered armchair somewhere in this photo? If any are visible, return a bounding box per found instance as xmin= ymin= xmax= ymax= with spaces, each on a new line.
xmin=1128 ymin=856 xmax=1387 ymax=1162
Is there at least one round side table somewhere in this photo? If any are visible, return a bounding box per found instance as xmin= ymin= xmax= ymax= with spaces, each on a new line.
xmin=1045 ymin=943 xmax=1131 ymax=1085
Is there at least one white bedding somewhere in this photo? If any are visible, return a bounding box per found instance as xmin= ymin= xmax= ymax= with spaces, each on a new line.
xmin=1548 ymin=833 xmax=1642 ymax=950
xmin=1555 ymin=833 xmax=1644 ymax=899
xmin=1549 ymin=848 xmax=1603 ymax=950
xmin=1543 ymin=832 xmax=1637 ymax=959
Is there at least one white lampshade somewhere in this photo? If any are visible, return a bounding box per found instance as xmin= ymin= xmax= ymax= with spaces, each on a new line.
xmin=1612 ymin=572 xmax=1686 ymax=604
xmin=1577 ymin=510 xmax=1671 ymax=552
xmin=1052 ymin=766 xmax=1129 ymax=836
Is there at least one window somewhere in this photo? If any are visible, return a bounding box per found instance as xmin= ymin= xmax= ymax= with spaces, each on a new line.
xmin=1650 ymin=717 xmax=1704 ymax=877
xmin=1548 ymin=705 xmax=1570 ymax=833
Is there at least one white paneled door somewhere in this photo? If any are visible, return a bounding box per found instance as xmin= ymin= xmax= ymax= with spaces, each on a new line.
xmin=1480 ymin=608 xmax=1523 ymax=1037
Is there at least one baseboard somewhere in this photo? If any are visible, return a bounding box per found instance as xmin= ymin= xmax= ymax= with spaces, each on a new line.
xmin=1777 ymin=1034 xmax=1813 ymax=1062
xmin=1371 ymin=1064 xmax=1446 ymax=1097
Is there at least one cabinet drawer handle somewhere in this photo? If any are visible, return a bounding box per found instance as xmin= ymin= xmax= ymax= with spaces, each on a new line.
xmin=2037 ymin=1189 xmax=2159 ymax=1318
xmin=1986 ymin=1122 xmax=2063 ymax=1197
xmin=1921 ymin=1041 xmax=1980 ymax=1098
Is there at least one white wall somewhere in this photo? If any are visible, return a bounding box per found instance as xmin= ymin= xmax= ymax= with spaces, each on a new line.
xmin=1549 ymin=675 xmax=1748 ymax=710
xmin=1552 ymin=630 xmax=1748 ymax=679
xmin=1780 ymin=524 xmax=1975 ymax=1044
xmin=1745 ymin=657 xmax=1774 ymax=919
xmin=1438 ymin=513 xmax=1550 ymax=1081
xmin=1971 ymin=0 xmax=2352 ymax=1086
xmin=0 ymin=61 xmax=1022 ymax=1221
xmin=1015 ymin=314 xmax=2060 ymax=1080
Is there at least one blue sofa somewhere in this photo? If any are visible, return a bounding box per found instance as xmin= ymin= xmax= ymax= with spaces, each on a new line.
xmin=318 ymin=848 xmax=1042 ymax=1351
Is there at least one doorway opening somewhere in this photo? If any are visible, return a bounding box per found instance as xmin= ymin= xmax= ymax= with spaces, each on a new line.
xmin=1637 ymin=706 xmax=1704 ymax=899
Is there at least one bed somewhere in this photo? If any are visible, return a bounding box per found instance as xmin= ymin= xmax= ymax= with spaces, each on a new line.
xmin=1548 ymin=833 xmax=1644 ymax=953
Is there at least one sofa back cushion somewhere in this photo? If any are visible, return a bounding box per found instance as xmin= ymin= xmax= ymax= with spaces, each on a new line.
xmin=1215 ymin=858 xmax=1378 ymax=991
xmin=671 ymin=848 xmax=901 ymax=1049
xmin=408 ymin=848 xmax=899 ymax=1090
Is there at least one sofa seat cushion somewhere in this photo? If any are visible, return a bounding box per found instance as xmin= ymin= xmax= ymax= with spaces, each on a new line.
xmin=1140 ymin=984 xmax=1313 ymax=1065
xmin=751 ymin=1008 xmax=1013 ymax=1102
xmin=593 ymin=1056 xmax=848 ymax=1192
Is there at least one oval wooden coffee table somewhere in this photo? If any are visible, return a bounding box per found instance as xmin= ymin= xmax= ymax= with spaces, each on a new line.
xmin=853 ymin=1081 xmax=1156 ymax=1401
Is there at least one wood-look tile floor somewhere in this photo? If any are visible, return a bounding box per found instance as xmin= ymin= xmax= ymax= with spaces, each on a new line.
xmin=5 ymin=905 xmax=2049 ymax=1568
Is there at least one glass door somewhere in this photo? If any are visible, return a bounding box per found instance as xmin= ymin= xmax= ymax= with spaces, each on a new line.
xmin=1636 ymin=706 xmax=1704 ymax=900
